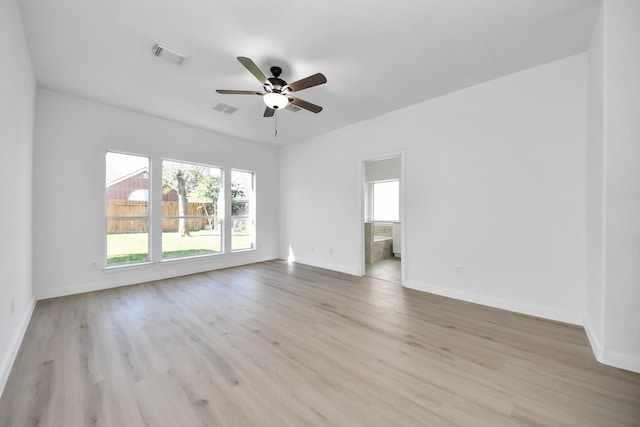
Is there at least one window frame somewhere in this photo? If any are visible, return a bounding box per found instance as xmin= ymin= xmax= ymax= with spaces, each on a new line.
xmin=230 ymin=169 xmax=256 ymax=252
xmin=160 ymin=158 xmax=225 ymax=261
xmin=104 ymin=150 xmax=152 ymax=268
xmin=104 ymin=153 xmax=259 ymax=268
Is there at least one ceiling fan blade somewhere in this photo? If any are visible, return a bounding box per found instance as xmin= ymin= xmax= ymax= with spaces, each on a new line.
xmin=289 ymin=96 xmax=323 ymax=113
xmin=216 ymin=89 xmax=263 ymax=95
xmin=264 ymin=107 xmax=275 ymax=117
xmin=287 ymin=73 xmax=327 ymax=92
xmin=237 ymin=57 xmax=269 ymax=85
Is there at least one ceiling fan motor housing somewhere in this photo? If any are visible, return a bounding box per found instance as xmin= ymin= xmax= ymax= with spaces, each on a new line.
xmin=263 ymin=67 xmax=290 ymax=109
xmin=265 ymin=77 xmax=288 ymax=92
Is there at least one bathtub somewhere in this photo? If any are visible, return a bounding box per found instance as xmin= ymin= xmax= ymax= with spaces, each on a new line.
xmin=365 ymin=222 xmax=394 ymax=264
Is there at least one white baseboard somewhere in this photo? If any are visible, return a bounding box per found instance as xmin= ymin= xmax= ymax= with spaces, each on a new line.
xmin=0 ymin=297 xmax=36 ymax=399
xmin=583 ymin=319 xmax=605 ymax=363
xmin=602 ymin=349 xmax=640 ymax=374
xmin=404 ymin=280 xmax=583 ymax=326
xmin=290 ymin=257 xmax=359 ymax=277
xmin=603 ymin=350 xmax=640 ymax=374
xmin=405 ymin=282 xmax=640 ymax=373
xmin=583 ymin=318 xmax=640 ymax=374
xmin=37 ymin=255 xmax=278 ymax=300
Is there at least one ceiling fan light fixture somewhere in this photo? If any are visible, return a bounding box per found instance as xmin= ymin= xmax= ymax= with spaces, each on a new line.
xmin=263 ymin=92 xmax=288 ymax=110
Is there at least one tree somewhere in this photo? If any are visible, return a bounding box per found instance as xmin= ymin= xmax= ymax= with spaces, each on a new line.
xmin=231 ymin=182 xmax=246 ymax=215
xmin=162 ymin=163 xmax=206 ymax=237
xmin=190 ymin=176 xmax=246 ymax=229
xmin=163 ymin=162 xmax=246 ymax=237
xmin=190 ymin=175 xmax=220 ymax=230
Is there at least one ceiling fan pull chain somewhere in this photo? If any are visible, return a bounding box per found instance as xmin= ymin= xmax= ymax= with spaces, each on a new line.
xmin=275 ymin=109 xmax=278 ymax=137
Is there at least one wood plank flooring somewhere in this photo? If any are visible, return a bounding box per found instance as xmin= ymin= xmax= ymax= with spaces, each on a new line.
xmin=1 ymin=260 xmax=639 ymax=426
xmin=366 ymin=257 xmax=401 ymax=283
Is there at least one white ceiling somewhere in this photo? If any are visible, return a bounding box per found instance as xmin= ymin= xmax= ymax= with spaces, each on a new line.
xmin=17 ymin=0 xmax=601 ymax=146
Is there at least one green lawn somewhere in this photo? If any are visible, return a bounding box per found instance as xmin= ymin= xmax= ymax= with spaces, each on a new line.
xmin=106 ymin=230 xmax=252 ymax=265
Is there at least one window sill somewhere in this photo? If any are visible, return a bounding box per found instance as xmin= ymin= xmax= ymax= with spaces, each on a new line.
xmin=102 ymin=249 xmax=256 ymax=271
xmin=160 ymin=252 xmax=223 ymax=265
xmin=230 ymin=248 xmax=256 ymax=254
xmin=102 ymin=261 xmax=153 ymax=272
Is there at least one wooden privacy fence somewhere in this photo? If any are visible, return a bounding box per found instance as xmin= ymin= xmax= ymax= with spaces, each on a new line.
xmin=106 ymin=200 xmax=214 ymax=233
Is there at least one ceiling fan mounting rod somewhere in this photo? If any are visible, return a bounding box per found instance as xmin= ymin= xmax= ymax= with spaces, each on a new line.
xmin=270 ymin=66 xmax=282 ymax=78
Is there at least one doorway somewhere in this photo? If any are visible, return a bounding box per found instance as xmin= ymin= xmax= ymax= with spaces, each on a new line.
xmin=362 ymin=154 xmax=403 ymax=284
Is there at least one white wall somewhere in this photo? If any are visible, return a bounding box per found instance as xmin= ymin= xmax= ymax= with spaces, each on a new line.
xmin=597 ymin=0 xmax=640 ymax=373
xmin=364 ymin=156 xmax=401 ymax=182
xmin=584 ymin=0 xmax=640 ymax=374
xmin=33 ymin=89 xmax=280 ymax=299
xmin=0 ymin=0 xmax=36 ymax=396
xmin=280 ymin=54 xmax=587 ymax=324
xmin=585 ymin=3 xmax=605 ymax=361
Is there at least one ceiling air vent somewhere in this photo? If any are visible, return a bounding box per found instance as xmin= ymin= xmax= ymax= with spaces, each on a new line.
xmin=285 ymin=104 xmax=301 ymax=112
xmin=151 ymin=43 xmax=188 ymax=65
xmin=211 ymin=102 xmax=239 ymax=115
xmin=213 ymin=102 xmax=229 ymax=112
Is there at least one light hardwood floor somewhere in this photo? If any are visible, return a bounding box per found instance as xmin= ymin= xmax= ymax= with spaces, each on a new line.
xmin=366 ymin=257 xmax=401 ymax=283
xmin=1 ymin=260 xmax=639 ymax=426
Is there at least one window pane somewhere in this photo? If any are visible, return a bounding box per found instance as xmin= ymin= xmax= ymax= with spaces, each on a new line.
xmin=162 ymin=220 xmax=221 ymax=259
xmin=231 ymin=170 xmax=254 ymax=251
xmin=162 ymin=160 xmax=222 ymax=259
xmin=106 ymin=152 xmax=149 ymax=215
xmin=373 ymin=181 xmax=399 ymax=221
xmin=106 ymin=219 xmax=149 ymax=265
xmin=106 ymin=152 xmax=150 ymax=266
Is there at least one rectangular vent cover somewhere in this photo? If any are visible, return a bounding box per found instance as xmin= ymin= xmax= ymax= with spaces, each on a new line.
xmin=285 ymin=104 xmax=301 ymax=112
xmin=211 ymin=102 xmax=238 ymax=115
xmin=151 ymin=43 xmax=188 ymax=65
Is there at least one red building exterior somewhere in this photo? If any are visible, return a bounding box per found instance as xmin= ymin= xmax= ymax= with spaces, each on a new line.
xmin=105 ymin=168 xmax=177 ymax=201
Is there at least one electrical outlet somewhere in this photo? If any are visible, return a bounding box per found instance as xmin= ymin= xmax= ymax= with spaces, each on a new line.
xmin=90 ymin=261 xmax=97 ymax=270
xmin=329 ymin=248 xmax=333 ymax=255
xmin=311 ymin=245 xmax=315 ymax=253
xmin=456 ymin=265 xmax=464 ymax=277
xmin=10 ymin=298 xmax=15 ymax=314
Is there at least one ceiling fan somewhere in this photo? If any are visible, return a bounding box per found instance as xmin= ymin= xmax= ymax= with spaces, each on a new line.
xmin=216 ymin=57 xmax=327 ymax=117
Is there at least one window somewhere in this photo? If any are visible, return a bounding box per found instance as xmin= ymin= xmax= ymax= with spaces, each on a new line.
xmin=162 ymin=160 xmax=222 ymax=259
xmin=231 ymin=170 xmax=255 ymax=251
xmin=105 ymin=152 xmax=150 ymax=265
xmin=372 ymin=180 xmax=399 ymax=221
xmin=105 ymin=153 xmax=256 ymax=266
